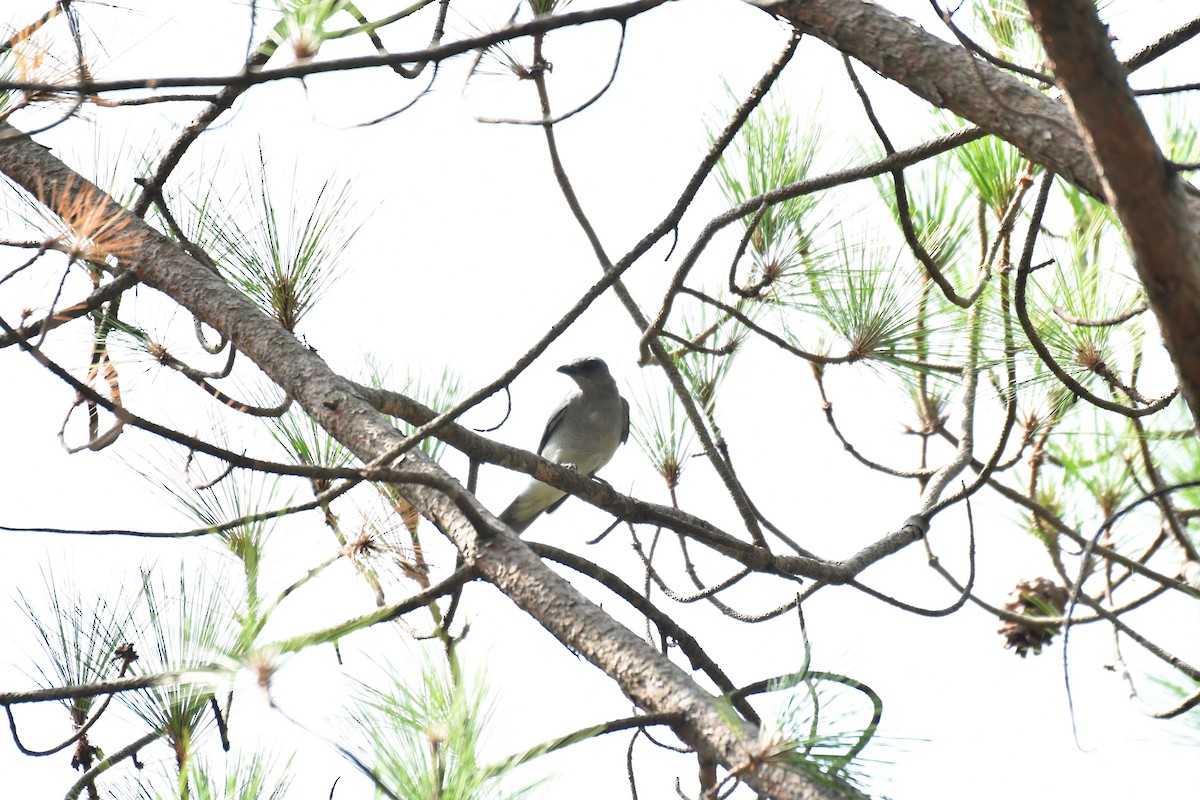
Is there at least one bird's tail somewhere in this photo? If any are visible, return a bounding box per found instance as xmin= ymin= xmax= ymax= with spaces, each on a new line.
xmin=497 ymin=480 xmax=566 ymax=533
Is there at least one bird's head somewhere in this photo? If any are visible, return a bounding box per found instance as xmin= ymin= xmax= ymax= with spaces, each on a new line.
xmin=557 ymin=357 xmax=613 ymax=386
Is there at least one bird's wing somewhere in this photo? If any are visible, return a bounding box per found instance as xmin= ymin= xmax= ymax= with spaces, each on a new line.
xmin=537 ymin=395 xmax=571 ymax=455
xmin=620 ymin=396 xmax=630 ymax=444
xmin=532 ymin=398 xmax=571 ymax=517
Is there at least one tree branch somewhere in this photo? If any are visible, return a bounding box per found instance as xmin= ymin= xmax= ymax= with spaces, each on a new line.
xmin=1025 ymin=0 xmax=1200 ymax=429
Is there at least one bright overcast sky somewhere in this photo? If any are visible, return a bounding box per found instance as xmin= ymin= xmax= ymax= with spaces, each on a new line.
xmin=1 ymin=1 xmax=1197 ymax=798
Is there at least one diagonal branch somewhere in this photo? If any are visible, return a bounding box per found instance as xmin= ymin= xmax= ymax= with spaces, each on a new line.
xmin=1024 ymin=0 xmax=1200 ymax=429
xmin=763 ymin=0 xmax=1101 ymax=193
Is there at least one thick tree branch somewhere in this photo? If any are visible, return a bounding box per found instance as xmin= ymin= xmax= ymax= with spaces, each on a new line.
xmin=763 ymin=0 xmax=1098 ymax=192
xmin=1024 ymin=0 xmax=1200 ymax=428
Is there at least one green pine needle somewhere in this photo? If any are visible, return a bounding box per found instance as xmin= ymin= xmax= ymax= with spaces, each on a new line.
xmin=629 ymin=377 xmax=697 ymax=493
xmin=341 ymin=652 xmax=538 ymax=800
xmin=971 ymin=0 xmax=1045 ymax=68
xmin=206 ymin=148 xmax=362 ymax=332
xmin=15 ymin=569 xmax=135 ymax=723
xmin=712 ymin=90 xmax=829 ymax=294
xmin=119 ymin=568 xmax=239 ymax=770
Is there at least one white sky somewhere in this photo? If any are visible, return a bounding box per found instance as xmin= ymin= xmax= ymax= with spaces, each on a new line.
xmin=1 ymin=1 xmax=1198 ymax=798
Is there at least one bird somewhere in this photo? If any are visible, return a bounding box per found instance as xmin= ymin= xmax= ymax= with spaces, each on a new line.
xmin=498 ymin=357 xmax=629 ymax=533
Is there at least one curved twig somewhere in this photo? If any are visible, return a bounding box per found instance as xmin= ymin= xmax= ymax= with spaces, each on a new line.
xmin=474 ymin=22 xmax=628 ymax=125
xmin=844 ymin=54 xmax=990 ymax=309
xmin=63 ymin=729 xmax=164 ymax=800
xmin=1013 ymin=174 xmax=1174 ymax=418
xmin=850 ymin=494 xmax=977 ymax=617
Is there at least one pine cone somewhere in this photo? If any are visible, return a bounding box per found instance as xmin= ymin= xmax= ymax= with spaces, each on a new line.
xmin=998 ymin=577 xmax=1069 ymax=657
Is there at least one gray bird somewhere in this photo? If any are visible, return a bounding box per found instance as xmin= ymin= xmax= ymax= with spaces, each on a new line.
xmin=498 ymin=357 xmax=629 ymax=533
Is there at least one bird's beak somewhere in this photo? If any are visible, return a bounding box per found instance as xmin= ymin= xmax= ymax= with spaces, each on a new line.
xmin=557 ymin=363 xmax=577 ymax=376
